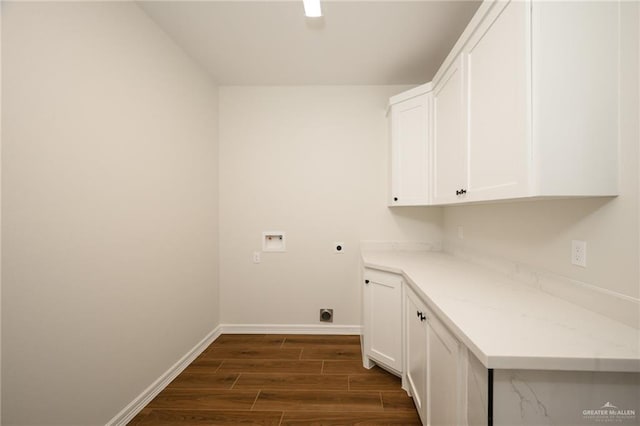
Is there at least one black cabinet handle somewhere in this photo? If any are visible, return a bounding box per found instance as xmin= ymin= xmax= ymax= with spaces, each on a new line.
xmin=365 ymin=279 xmax=370 ymax=284
xmin=456 ymin=189 xmax=468 ymax=196
xmin=393 ymin=197 xmax=398 ymax=202
xmin=420 ymin=314 xmax=427 ymax=322
xmin=455 ymin=190 xmax=461 ymax=195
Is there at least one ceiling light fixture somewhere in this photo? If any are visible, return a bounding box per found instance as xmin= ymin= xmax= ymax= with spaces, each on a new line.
xmin=303 ymin=0 xmax=322 ymax=18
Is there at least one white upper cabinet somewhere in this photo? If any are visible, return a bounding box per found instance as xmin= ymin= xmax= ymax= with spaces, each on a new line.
xmin=464 ymin=0 xmax=530 ymax=202
xmin=389 ymin=85 xmax=432 ymax=206
xmin=432 ymin=56 xmax=467 ymax=204
xmin=530 ymin=0 xmax=619 ymax=196
xmin=391 ymin=0 xmax=620 ymax=206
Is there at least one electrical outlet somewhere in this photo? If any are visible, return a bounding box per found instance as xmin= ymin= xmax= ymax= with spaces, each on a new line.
xmin=571 ymin=240 xmax=586 ymax=267
xmin=252 ymin=251 xmax=261 ymax=264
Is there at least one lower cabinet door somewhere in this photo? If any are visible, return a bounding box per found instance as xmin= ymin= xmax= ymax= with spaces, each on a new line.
xmin=405 ymin=288 xmax=428 ymax=423
xmin=364 ymin=269 xmax=403 ymax=372
xmin=427 ymin=311 xmax=461 ymax=426
xmin=405 ymin=285 xmax=464 ymax=426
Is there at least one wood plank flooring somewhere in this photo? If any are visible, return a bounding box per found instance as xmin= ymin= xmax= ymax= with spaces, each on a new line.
xmin=128 ymin=334 xmax=421 ymax=425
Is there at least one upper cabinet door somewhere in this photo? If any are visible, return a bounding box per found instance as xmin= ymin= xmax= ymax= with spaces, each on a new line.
xmin=390 ymin=93 xmax=431 ymax=206
xmin=465 ymin=0 xmax=530 ymax=202
xmin=432 ymin=56 xmax=467 ymax=205
xmin=531 ymin=0 xmax=619 ymax=196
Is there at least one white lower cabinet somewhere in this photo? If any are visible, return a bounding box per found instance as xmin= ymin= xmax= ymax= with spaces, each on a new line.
xmin=363 ymin=268 xmax=403 ymax=373
xmin=405 ymin=287 xmax=429 ymax=419
xmin=427 ymin=308 xmax=463 ymax=426
xmin=362 ymin=268 xmax=469 ymax=425
xmin=405 ymin=285 xmax=466 ymax=426
xmin=364 ymin=262 xmax=640 ymax=426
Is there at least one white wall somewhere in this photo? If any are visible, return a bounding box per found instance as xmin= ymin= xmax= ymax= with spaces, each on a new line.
xmin=443 ymin=3 xmax=639 ymax=307
xmin=1 ymin=2 xmax=219 ymax=424
xmin=219 ymin=86 xmax=442 ymax=326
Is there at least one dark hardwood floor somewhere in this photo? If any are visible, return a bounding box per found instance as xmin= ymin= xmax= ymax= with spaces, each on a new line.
xmin=128 ymin=334 xmax=421 ymax=425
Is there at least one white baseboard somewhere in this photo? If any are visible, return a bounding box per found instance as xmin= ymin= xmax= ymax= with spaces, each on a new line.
xmin=219 ymin=323 xmax=362 ymax=335
xmin=105 ymin=325 xmax=223 ymax=426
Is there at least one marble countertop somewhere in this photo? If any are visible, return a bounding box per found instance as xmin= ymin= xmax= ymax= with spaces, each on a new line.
xmin=362 ymin=250 xmax=640 ymax=372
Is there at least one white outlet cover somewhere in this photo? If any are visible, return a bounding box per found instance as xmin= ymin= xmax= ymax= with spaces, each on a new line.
xmin=334 ymin=242 xmax=345 ymax=254
xmin=571 ymin=240 xmax=587 ymax=267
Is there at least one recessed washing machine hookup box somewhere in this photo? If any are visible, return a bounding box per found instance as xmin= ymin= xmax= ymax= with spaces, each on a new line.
xmin=262 ymin=231 xmax=286 ymax=252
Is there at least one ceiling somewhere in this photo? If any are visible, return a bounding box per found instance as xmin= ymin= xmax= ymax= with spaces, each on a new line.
xmin=138 ymin=1 xmax=481 ymax=85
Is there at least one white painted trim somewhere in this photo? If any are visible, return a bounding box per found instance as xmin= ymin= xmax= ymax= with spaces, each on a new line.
xmin=388 ymin=82 xmax=433 ymax=106
xmin=105 ymin=326 xmax=223 ymax=426
xmin=431 ymin=0 xmax=496 ymax=87
xmin=219 ymin=324 xmax=362 ymax=335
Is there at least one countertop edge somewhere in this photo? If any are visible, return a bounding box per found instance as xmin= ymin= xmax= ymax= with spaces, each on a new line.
xmin=362 ymin=254 xmax=640 ymax=373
